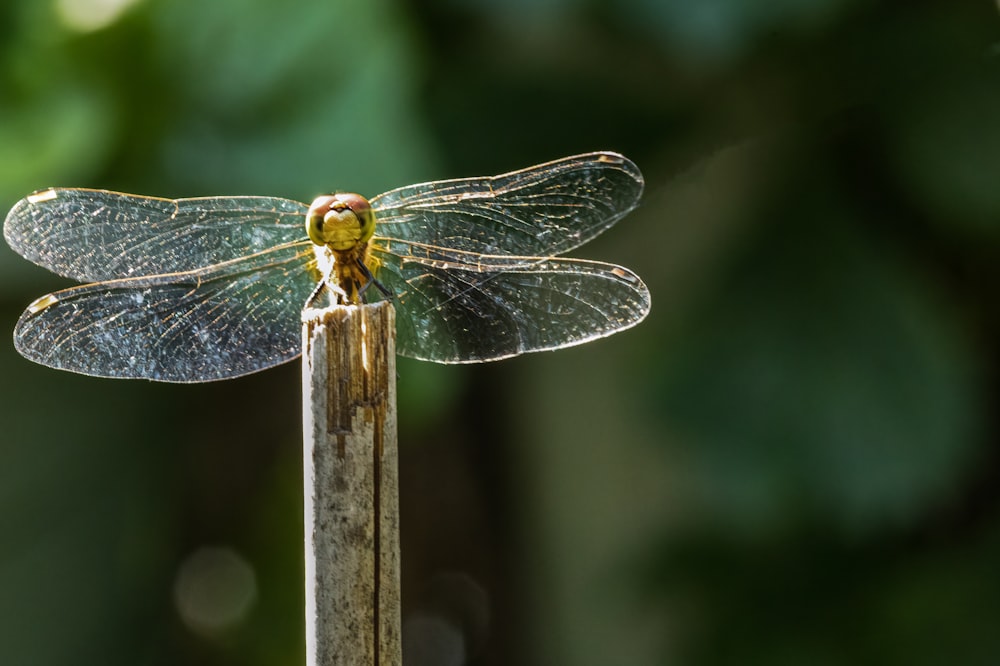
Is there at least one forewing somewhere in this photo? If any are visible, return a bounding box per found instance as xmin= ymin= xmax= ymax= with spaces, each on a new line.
xmin=4 ymin=188 xmax=308 ymax=281
xmin=13 ymin=241 xmax=318 ymax=382
xmin=370 ymin=152 xmax=643 ymax=257
xmin=370 ymin=240 xmax=650 ymax=363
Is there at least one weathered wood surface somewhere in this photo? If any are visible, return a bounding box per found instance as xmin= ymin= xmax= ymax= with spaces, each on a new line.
xmin=301 ymin=302 xmax=400 ymax=666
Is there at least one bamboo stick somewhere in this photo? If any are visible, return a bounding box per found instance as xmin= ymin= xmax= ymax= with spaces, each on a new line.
xmin=301 ymin=301 xmax=401 ymax=666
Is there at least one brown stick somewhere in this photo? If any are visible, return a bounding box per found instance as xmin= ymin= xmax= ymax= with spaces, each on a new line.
xmin=301 ymin=301 xmax=401 ymax=665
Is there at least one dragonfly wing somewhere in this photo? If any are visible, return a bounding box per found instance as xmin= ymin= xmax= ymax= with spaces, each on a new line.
xmin=13 ymin=241 xmax=318 ymax=382
xmin=370 ymin=152 xmax=643 ymax=257
xmin=370 ymin=240 xmax=650 ymax=363
xmin=4 ymin=188 xmax=309 ymax=281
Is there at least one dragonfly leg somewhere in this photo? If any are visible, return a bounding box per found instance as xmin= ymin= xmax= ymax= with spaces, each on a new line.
xmin=304 ymin=277 xmax=349 ymax=308
xmin=304 ymin=279 xmax=326 ymax=308
xmin=328 ymin=278 xmax=349 ymax=304
xmin=356 ymin=258 xmax=393 ymax=302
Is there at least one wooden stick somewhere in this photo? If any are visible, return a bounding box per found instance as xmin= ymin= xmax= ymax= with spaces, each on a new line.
xmin=301 ymin=301 xmax=401 ymax=666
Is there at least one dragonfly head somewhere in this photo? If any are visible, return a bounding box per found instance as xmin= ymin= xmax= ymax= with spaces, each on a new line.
xmin=305 ymin=193 xmax=375 ymax=252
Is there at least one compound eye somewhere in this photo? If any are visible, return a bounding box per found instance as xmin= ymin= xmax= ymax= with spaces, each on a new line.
xmin=305 ymin=195 xmax=338 ymax=247
xmin=334 ymin=193 xmax=372 ymax=219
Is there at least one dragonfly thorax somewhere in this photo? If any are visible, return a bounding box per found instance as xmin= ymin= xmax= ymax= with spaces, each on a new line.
xmin=305 ymin=192 xmax=375 ymax=252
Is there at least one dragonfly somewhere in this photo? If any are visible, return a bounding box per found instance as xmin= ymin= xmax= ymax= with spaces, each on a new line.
xmin=4 ymin=151 xmax=650 ymax=383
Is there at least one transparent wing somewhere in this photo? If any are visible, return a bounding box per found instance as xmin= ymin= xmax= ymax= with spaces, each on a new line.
xmin=4 ymin=188 xmax=308 ymax=281
xmin=13 ymin=241 xmax=318 ymax=382
xmin=369 ymin=152 xmax=643 ymax=256
xmin=369 ymin=239 xmax=650 ymax=363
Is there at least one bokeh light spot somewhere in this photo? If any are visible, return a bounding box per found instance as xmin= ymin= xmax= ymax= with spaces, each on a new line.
xmin=54 ymin=0 xmax=142 ymax=32
xmin=173 ymin=546 xmax=257 ymax=636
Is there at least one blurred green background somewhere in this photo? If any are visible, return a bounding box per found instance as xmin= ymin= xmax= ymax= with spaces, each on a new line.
xmin=2 ymin=0 xmax=1000 ymax=664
